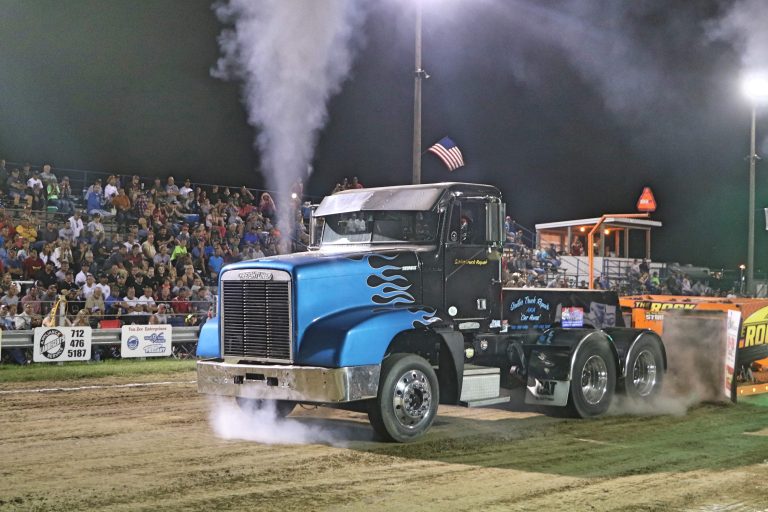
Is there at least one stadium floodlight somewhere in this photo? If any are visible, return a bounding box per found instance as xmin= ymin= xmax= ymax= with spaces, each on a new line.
xmin=743 ymin=72 xmax=768 ymax=102
xmin=742 ymin=71 xmax=768 ymax=296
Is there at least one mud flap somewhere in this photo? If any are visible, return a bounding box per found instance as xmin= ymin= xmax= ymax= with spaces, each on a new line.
xmin=524 ymin=347 xmax=571 ymax=407
xmin=525 ymin=377 xmax=569 ymax=406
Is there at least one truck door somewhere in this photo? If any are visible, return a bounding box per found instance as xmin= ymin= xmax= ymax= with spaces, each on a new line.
xmin=444 ymin=200 xmax=498 ymax=326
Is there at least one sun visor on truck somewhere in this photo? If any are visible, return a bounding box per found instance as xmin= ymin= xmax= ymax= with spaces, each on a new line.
xmin=315 ymin=187 xmax=444 ymax=216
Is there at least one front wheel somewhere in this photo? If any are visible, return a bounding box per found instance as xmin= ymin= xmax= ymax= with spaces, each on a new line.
xmin=235 ymin=397 xmax=296 ymax=418
xmin=568 ymin=341 xmax=616 ymax=418
xmin=368 ymin=353 xmax=439 ymax=443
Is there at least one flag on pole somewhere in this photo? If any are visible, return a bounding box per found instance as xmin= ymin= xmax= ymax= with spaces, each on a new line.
xmin=428 ymin=136 xmax=465 ymax=171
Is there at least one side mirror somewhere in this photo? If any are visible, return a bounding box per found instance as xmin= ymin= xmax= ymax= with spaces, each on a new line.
xmin=308 ymin=205 xmax=322 ymax=250
xmin=485 ymin=200 xmax=505 ymax=246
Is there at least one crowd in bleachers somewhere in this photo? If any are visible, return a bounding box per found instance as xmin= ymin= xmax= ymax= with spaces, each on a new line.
xmin=0 ymin=160 xmax=310 ymax=358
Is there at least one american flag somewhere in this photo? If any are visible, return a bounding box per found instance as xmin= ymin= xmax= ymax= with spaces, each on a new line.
xmin=427 ymin=136 xmax=465 ymax=171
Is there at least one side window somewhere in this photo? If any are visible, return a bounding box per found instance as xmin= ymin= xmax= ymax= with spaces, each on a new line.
xmin=447 ymin=201 xmax=487 ymax=245
xmin=459 ymin=202 xmax=486 ymax=245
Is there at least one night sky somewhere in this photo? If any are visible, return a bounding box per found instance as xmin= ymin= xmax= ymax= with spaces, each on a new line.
xmin=0 ymin=0 xmax=766 ymax=270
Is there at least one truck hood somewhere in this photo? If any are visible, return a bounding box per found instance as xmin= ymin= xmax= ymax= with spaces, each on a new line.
xmin=218 ymin=248 xmax=428 ymax=360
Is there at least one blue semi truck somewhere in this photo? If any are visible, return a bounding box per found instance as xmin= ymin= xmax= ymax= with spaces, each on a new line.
xmin=197 ymin=183 xmax=666 ymax=442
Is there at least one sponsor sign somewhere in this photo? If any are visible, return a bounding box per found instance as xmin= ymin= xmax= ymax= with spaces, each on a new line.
xmin=33 ymin=327 xmax=92 ymax=363
xmin=121 ymin=324 xmax=173 ymax=358
xmin=725 ymin=310 xmax=741 ymax=400
xmin=562 ymin=307 xmax=584 ymax=328
xmin=636 ymin=187 xmax=657 ymax=212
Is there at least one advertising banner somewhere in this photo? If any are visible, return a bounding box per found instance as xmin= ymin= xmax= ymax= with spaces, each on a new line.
xmin=121 ymin=324 xmax=173 ymax=358
xmin=33 ymin=326 xmax=92 ymax=363
xmin=725 ymin=309 xmax=741 ymax=400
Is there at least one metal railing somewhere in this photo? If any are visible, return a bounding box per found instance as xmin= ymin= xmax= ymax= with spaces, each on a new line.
xmin=1 ymin=325 xmax=199 ymax=349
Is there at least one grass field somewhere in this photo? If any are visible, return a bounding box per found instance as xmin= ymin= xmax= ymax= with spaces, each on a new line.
xmin=0 ymin=358 xmax=196 ymax=383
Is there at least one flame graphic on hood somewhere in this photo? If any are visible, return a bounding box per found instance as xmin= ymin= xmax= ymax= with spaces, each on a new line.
xmin=356 ymin=254 xmax=415 ymax=305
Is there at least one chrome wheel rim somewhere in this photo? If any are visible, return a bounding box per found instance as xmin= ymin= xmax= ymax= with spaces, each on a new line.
xmin=581 ymin=355 xmax=608 ymax=405
xmin=392 ymin=369 xmax=433 ymax=429
xmin=632 ymin=350 xmax=658 ymax=397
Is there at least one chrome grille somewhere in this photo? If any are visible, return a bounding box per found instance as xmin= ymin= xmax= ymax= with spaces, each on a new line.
xmin=221 ymin=270 xmax=292 ymax=362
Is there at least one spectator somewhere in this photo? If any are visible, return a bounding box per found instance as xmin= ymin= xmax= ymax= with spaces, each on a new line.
xmin=66 ymin=211 xmax=85 ymax=242
xmin=113 ymin=188 xmax=132 ymax=228
xmin=14 ymin=302 xmax=34 ymax=330
xmin=1 ymin=284 xmax=20 ymax=309
xmin=57 ymin=176 xmax=76 ymax=215
xmin=85 ymin=287 xmax=105 ymax=319
xmin=137 ymin=285 xmax=157 ymax=318
xmin=87 ymin=213 xmax=105 ymax=242
xmin=103 ymin=175 xmax=119 ymax=202
xmin=81 ymin=273 xmax=97 ymax=298
xmin=259 ymin=192 xmax=276 ymax=220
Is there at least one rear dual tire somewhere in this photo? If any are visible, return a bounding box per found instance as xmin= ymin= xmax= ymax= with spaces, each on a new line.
xmin=568 ymin=341 xmax=616 ymax=418
xmin=625 ymin=337 xmax=664 ymax=401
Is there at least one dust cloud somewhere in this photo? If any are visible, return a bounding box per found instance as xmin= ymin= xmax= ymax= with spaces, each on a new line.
xmin=610 ymin=311 xmax=729 ymax=417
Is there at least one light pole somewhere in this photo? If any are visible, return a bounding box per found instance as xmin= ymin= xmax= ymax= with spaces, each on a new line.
xmin=411 ymin=0 xmax=425 ymax=185
xmin=742 ymin=72 xmax=768 ymax=296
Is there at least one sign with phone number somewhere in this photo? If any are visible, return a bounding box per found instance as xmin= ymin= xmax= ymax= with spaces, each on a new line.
xmin=33 ymin=327 xmax=92 ymax=363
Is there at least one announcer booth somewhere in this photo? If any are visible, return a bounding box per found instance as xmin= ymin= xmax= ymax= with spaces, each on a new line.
xmin=535 ymin=216 xmax=663 ymax=259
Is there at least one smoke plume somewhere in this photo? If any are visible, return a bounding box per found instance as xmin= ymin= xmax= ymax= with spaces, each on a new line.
xmin=211 ymin=0 xmax=366 ymax=234
xmin=707 ymin=0 xmax=768 ymax=72
xmin=707 ymin=0 xmax=768 ymax=154
xmin=209 ymin=398 xmax=351 ymax=446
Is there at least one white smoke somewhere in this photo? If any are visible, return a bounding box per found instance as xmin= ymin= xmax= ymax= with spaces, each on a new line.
xmin=706 ymin=0 xmax=768 ymax=72
xmin=707 ymin=0 xmax=768 ymax=157
xmin=211 ymin=0 xmax=366 ymax=234
xmin=209 ymin=398 xmax=360 ymax=446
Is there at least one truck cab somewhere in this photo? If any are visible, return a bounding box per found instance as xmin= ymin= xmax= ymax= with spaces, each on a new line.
xmin=197 ymin=183 xmax=665 ymax=442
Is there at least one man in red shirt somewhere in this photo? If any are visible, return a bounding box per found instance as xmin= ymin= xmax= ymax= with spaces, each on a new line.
xmin=171 ymin=287 xmax=191 ymax=316
xmin=22 ymin=249 xmax=44 ymax=279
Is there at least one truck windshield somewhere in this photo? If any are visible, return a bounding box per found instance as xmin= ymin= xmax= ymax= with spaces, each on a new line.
xmin=321 ymin=211 xmax=439 ymax=245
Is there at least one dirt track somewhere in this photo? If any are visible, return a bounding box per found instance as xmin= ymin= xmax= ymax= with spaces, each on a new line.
xmin=2 ymin=371 xmax=768 ymax=512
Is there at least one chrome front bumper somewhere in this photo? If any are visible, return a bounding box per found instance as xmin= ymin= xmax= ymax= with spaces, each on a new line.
xmin=196 ymin=360 xmax=380 ymax=403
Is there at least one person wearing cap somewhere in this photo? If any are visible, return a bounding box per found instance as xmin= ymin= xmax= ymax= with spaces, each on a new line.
xmin=95 ymin=274 xmax=111 ymax=300
xmin=179 ymin=179 xmax=193 ymax=198
xmin=26 ymin=169 xmax=43 ymax=192
xmin=75 ymin=261 xmax=90 ymax=286
xmin=40 ymin=283 xmax=59 ymax=316
xmin=87 ymin=213 xmax=105 ymax=242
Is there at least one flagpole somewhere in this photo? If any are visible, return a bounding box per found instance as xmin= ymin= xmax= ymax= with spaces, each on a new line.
xmin=411 ymin=0 xmax=423 ymax=185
